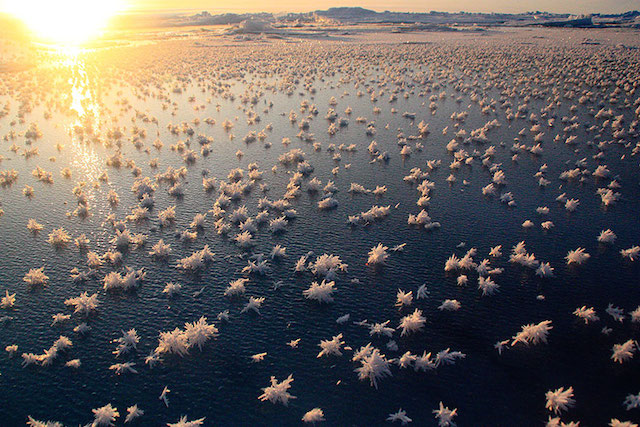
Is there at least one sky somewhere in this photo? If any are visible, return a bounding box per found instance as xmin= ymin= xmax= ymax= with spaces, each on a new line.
xmin=125 ymin=0 xmax=640 ymax=14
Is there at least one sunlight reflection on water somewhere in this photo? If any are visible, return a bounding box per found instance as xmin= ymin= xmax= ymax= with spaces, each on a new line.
xmin=51 ymin=48 xmax=104 ymax=188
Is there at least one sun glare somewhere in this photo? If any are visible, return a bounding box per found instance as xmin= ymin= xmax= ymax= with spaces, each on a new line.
xmin=2 ymin=0 xmax=125 ymax=45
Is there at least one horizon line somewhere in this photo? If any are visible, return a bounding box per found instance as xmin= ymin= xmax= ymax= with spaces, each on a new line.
xmin=114 ymin=6 xmax=640 ymax=16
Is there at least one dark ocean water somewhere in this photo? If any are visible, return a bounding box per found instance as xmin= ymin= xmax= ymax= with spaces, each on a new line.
xmin=0 ymin=45 xmax=638 ymax=426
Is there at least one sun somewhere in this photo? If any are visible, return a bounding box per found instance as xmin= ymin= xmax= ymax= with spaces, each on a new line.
xmin=2 ymin=0 xmax=126 ymax=45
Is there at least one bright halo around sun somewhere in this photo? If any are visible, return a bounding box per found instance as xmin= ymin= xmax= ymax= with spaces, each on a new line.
xmin=2 ymin=0 xmax=126 ymax=45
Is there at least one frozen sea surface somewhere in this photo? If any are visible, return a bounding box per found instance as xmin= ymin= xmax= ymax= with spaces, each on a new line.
xmin=0 ymin=28 xmax=639 ymax=426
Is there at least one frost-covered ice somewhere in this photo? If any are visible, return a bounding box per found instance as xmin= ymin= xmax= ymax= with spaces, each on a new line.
xmin=258 ymin=374 xmax=296 ymax=406
xmin=545 ymin=387 xmax=576 ymax=415
xmin=303 ymin=280 xmax=336 ymax=303
xmin=302 ymin=408 xmax=325 ymax=423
